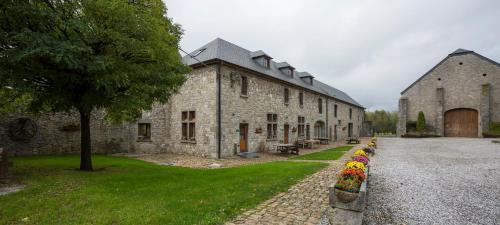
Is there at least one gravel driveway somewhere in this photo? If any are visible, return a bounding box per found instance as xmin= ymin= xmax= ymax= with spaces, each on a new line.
xmin=363 ymin=138 xmax=500 ymax=225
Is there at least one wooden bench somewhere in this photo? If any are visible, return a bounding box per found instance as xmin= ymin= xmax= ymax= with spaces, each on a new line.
xmin=346 ymin=137 xmax=360 ymax=144
xmin=317 ymin=137 xmax=330 ymax=145
xmin=276 ymin=142 xmax=299 ymax=155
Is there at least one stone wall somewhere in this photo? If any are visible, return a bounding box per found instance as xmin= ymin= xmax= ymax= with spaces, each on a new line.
xmin=167 ymin=65 xmax=218 ymax=157
xmin=361 ymin=121 xmax=373 ymax=137
xmin=0 ymin=63 xmax=363 ymax=158
xmin=132 ymin=103 xmax=171 ymax=153
xmin=219 ymin=65 xmax=363 ymax=156
xmin=399 ymin=53 xmax=500 ymax=136
xmin=0 ymin=111 xmax=134 ymax=155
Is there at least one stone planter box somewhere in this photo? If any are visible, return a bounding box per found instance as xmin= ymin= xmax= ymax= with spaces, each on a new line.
xmin=329 ymin=166 xmax=369 ymax=212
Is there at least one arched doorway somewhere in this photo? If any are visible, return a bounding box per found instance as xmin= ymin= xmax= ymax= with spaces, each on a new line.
xmin=314 ymin=121 xmax=326 ymax=138
xmin=444 ymin=108 xmax=478 ymax=137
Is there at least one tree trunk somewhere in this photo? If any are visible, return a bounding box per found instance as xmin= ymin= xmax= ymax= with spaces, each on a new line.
xmin=79 ymin=109 xmax=93 ymax=171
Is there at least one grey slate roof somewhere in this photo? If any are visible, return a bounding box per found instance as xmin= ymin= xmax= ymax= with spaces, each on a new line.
xmin=450 ymin=48 xmax=473 ymax=55
xmin=276 ymin=62 xmax=294 ymax=69
xmin=249 ymin=50 xmax=272 ymax=59
xmin=401 ymin=48 xmax=500 ymax=94
xmin=299 ymin=72 xmax=314 ymax=78
xmin=182 ymin=38 xmax=363 ymax=108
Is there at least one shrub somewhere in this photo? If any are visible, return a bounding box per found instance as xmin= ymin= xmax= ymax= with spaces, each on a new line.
xmin=340 ymin=168 xmax=366 ymax=182
xmin=352 ymin=156 xmax=369 ymax=165
xmin=353 ymin=149 xmax=367 ymax=157
xmin=490 ymin=122 xmax=500 ymax=132
xmin=417 ymin=111 xmax=426 ymax=134
xmin=345 ymin=161 xmax=366 ymax=171
xmin=334 ymin=178 xmax=361 ymax=193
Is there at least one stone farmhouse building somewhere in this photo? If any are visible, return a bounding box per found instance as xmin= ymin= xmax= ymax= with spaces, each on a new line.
xmin=397 ymin=49 xmax=500 ymax=137
xmin=0 ymin=38 xmax=364 ymax=158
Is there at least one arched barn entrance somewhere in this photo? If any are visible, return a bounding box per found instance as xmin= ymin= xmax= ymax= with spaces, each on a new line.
xmin=444 ymin=108 xmax=478 ymax=137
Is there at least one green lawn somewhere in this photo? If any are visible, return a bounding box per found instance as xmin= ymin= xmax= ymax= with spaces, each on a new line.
xmin=290 ymin=145 xmax=354 ymax=160
xmin=0 ymin=155 xmax=326 ymax=225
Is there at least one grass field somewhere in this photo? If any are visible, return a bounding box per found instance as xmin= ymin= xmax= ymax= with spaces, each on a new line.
xmin=290 ymin=145 xmax=354 ymax=160
xmin=0 ymin=155 xmax=326 ymax=225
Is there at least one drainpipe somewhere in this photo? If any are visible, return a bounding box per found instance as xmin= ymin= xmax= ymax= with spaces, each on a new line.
xmin=216 ymin=61 xmax=222 ymax=159
xmin=326 ymin=98 xmax=329 ymax=139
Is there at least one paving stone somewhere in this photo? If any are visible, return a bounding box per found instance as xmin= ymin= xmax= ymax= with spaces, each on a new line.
xmin=225 ymin=140 xmax=367 ymax=225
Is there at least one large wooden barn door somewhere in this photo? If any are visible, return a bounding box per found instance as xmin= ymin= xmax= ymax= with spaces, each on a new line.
xmin=444 ymin=108 xmax=478 ymax=137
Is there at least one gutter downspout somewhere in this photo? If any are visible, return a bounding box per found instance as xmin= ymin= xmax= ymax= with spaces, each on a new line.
xmin=326 ymin=98 xmax=329 ymax=139
xmin=216 ymin=61 xmax=222 ymax=159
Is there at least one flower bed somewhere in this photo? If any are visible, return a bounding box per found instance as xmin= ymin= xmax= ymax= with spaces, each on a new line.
xmin=329 ymin=138 xmax=378 ymax=211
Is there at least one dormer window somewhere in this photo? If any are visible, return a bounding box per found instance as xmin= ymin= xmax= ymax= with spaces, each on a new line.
xmin=255 ymin=57 xmax=271 ymax=68
xmin=262 ymin=58 xmax=270 ymax=68
xmin=277 ymin=62 xmax=295 ymax=77
xmin=300 ymin=72 xmax=314 ymax=85
xmin=251 ymin=50 xmax=272 ymax=69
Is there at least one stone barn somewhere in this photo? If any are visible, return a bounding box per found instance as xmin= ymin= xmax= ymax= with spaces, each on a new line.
xmin=1 ymin=38 xmax=365 ymax=157
xmin=397 ymin=49 xmax=500 ymax=137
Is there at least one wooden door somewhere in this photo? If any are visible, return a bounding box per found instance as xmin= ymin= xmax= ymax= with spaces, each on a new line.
xmin=348 ymin=123 xmax=353 ymax=137
xmin=239 ymin=123 xmax=248 ymax=152
xmin=284 ymin=124 xmax=289 ymax=144
xmin=444 ymin=109 xmax=478 ymax=137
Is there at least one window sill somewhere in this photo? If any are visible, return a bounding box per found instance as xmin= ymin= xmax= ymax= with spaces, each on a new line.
xmin=181 ymin=140 xmax=197 ymax=144
xmin=299 ymin=105 xmax=303 ymax=108
xmin=284 ymin=103 xmax=289 ymax=106
xmin=240 ymin=94 xmax=248 ymax=98
xmin=266 ymin=139 xmax=277 ymax=142
xmin=136 ymin=139 xmax=152 ymax=142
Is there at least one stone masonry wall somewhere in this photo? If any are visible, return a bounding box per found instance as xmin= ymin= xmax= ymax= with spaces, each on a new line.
xmin=167 ymin=65 xmax=218 ymax=157
xmin=0 ymin=63 xmax=363 ymax=158
xmin=400 ymin=53 xmax=500 ymax=136
xmin=0 ymin=111 xmax=134 ymax=155
xmin=132 ymin=103 xmax=171 ymax=153
xmin=219 ymin=65 xmax=363 ymax=157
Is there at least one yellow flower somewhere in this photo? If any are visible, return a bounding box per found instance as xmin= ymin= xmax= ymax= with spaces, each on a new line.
xmin=345 ymin=161 xmax=366 ymax=171
xmin=354 ymin=149 xmax=367 ymax=157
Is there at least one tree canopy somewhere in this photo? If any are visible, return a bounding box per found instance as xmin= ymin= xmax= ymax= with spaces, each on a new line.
xmin=364 ymin=110 xmax=398 ymax=134
xmin=0 ymin=0 xmax=190 ymax=170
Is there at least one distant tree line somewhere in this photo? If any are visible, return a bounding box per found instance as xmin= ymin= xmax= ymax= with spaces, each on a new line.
xmin=364 ymin=110 xmax=398 ymax=134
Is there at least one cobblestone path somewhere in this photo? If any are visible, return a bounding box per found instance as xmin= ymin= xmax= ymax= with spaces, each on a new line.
xmin=226 ymin=142 xmax=364 ymax=225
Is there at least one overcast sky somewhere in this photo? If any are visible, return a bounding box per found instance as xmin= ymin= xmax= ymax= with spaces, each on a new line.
xmin=164 ymin=0 xmax=500 ymax=111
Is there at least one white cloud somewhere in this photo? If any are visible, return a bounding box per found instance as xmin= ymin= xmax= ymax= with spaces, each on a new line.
xmin=164 ymin=0 xmax=500 ymax=110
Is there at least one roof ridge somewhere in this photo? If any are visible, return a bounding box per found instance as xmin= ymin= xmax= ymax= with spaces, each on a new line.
xmin=450 ymin=48 xmax=473 ymax=55
xmin=182 ymin=38 xmax=364 ymax=108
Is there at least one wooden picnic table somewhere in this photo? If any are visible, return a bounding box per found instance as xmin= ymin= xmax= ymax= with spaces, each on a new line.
xmin=316 ymin=137 xmax=330 ymax=144
xmin=346 ymin=137 xmax=360 ymax=144
xmin=304 ymin=139 xmax=320 ymax=149
xmin=275 ymin=143 xmax=299 ymax=155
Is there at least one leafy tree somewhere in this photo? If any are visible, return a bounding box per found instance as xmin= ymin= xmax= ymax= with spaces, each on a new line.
xmin=364 ymin=110 xmax=398 ymax=134
xmin=416 ymin=111 xmax=426 ymax=134
xmin=0 ymin=0 xmax=189 ymax=171
xmin=0 ymin=87 xmax=31 ymax=114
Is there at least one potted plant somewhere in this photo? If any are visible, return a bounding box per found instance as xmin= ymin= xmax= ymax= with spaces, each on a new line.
xmin=334 ymin=168 xmax=365 ymax=203
xmin=352 ymin=155 xmax=369 ymax=165
xmin=362 ymin=147 xmax=375 ymax=156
